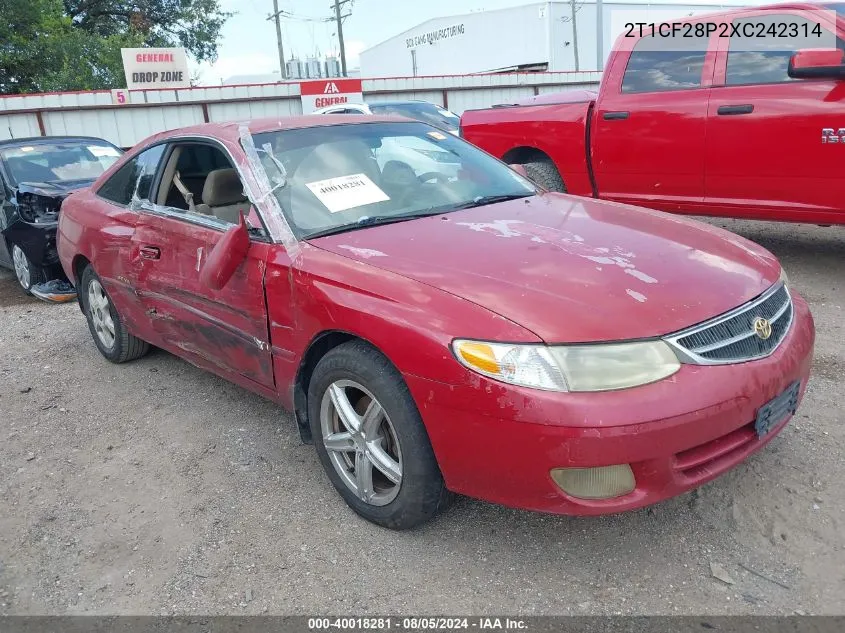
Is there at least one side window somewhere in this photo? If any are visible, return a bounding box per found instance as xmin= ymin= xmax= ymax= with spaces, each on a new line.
xmin=726 ymin=15 xmax=841 ymax=86
xmin=97 ymin=145 xmax=165 ymax=206
xmin=621 ymin=34 xmax=709 ymax=93
xmin=155 ymin=143 xmax=251 ymax=228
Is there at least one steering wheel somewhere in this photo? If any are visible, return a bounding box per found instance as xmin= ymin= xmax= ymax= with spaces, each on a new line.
xmin=417 ymin=171 xmax=449 ymax=184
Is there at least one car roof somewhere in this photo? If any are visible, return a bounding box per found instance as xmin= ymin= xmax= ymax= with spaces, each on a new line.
xmin=0 ymin=136 xmax=118 ymax=148
xmin=138 ymin=115 xmax=422 ymax=147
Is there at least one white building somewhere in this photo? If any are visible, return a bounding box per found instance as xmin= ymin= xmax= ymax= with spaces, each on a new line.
xmin=360 ymin=1 xmax=747 ymax=77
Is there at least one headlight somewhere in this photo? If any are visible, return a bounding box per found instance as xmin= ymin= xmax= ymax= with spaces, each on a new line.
xmin=452 ymin=339 xmax=680 ymax=392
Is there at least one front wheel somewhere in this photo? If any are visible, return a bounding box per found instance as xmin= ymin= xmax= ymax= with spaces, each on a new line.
xmin=308 ymin=341 xmax=451 ymax=529
xmin=80 ymin=266 xmax=149 ymax=363
xmin=11 ymin=243 xmax=45 ymax=294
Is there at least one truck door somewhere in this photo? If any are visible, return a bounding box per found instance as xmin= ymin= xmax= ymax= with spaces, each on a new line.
xmin=705 ymin=9 xmax=845 ymax=222
xmin=591 ymin=29 xmax=715 ymax=213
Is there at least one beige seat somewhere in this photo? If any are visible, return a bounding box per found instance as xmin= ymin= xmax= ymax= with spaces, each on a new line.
xmin=196 ymin=168 xmax=250 ymax=224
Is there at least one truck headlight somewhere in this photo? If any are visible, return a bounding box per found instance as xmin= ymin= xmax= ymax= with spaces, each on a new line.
xmin=452 ymin=339 xmax=680 ymax=392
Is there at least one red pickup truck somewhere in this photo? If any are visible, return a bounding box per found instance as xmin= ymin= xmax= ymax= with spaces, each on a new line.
xmin=460 ymin=3 xmax=845 ymax=225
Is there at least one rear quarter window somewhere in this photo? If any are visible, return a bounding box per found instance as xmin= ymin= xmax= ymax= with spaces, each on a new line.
xmin=97 ymin=145 xmax=165 ymax=206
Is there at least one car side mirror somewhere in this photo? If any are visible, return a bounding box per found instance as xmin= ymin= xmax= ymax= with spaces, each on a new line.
xmin=199 ymin=213 xmax=250 ymax=291
xmin=788 ymin=48 xmax=845 ymax=79
xmin=509 ymin=164 xmax=530 ymax=179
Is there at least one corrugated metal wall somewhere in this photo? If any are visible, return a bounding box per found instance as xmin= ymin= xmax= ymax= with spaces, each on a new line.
xmin=0 ymin=71 xmax=601 ymax=147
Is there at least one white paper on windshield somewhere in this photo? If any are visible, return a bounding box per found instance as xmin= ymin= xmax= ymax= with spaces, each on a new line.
xmin=88 ymin=145 xmax=121 ymax=157
xmin=306 ymin=173 xmax=389 ymax=213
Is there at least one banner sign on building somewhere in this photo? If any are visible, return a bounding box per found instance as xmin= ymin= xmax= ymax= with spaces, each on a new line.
xmin=121 ymin=48 xmax=190 ymax=90
xmin=300 ymin=79 xmax=364 ymax=114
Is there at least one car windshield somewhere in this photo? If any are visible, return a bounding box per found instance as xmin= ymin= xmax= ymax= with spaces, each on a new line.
xmin=252 ymin=121 xmax=536 ymax=240
xmin=370 ymin=103 xmax=460 ymax=131
xmin=0 ymin=141 xmax=122 ymax=185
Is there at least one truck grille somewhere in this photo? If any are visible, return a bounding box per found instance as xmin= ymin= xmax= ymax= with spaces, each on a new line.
xmin=666 ymin=284 xmax=792 ymax=364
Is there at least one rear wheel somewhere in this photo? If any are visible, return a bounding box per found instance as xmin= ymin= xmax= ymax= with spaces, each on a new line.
xmin=11 ymin=244 xmax=45 ymax=294
xmin=80 ymin=266 xmax=149 ymax=363
xmin=308 ymin=340 xmax=451 ymax=529
xmin=524 ymin=159 xmax=567 ymax=193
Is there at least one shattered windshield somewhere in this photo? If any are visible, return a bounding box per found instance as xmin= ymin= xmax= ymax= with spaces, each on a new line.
xmin=251 ymin=121 xmax=536 ymax=240
xmin=0 ymin=142 xmax=122 ymax=185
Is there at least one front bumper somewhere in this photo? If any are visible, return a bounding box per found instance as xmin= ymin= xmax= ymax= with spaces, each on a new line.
xmin=405 ymin=293 xmax=815 ymax=515
xmin=2 ymin=219 xmax=61 ymax=267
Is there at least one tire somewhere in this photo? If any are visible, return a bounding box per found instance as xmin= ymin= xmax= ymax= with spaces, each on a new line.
xmin=80 ymin=265 xmax=149 ymax=363
xmin=11 ymin=243 xmax=45 ymax=295
xmin=308 ymin=340 xmax=452 ymax=529
xmin=524 ymin=159 xmax=567 ymax=193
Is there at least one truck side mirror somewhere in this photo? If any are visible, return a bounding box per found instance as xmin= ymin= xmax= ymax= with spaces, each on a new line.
xmin=788 ymin=48 xmax=845 ymax=79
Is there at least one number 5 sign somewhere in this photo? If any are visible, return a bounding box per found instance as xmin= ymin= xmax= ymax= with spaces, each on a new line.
xmin=111 ymin=89 xmax=129 ymax=105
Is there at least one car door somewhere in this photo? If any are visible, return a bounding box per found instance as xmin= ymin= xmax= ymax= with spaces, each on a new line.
xmin=591 ymin=28 xmax=716 ymax=213
xmin=705 ymin=10 xmax=845 ymax=222
xmin=130 ymin=139 xmax=275 ymax=389
xmin=86 ymin=144 xmax=167 ymax=340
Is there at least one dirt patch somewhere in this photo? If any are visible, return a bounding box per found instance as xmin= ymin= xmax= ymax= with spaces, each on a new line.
xmin=0 ymin=269 xmax=40 ymax=308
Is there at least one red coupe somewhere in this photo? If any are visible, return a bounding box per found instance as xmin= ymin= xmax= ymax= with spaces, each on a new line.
xmin=57 ymin=116 xmax=815 ymax=529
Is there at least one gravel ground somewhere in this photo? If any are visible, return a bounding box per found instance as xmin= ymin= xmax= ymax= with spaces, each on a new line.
xmin=0 ymin=218 xmax=843 ymax=616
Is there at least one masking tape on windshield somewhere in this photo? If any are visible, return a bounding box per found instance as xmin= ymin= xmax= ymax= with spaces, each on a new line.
xmin=237 ymin=124 xmax=300 ymax=259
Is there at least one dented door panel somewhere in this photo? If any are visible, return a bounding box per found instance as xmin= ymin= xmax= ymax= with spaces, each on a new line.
xmin=131 ymin=210 xmax=275 ymax=388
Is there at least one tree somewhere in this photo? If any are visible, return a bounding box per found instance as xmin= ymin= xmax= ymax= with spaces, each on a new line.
xmin=63 ymin=1 xmax=232 ymax=62
xmin=0 ymin=0 xmax=231 ymax=94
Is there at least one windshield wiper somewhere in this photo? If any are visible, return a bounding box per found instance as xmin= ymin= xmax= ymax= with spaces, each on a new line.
xmin=447 ymin=193 xmax=534 ymax=211
xmin=304 ymin=209 xmax=446 ymax=240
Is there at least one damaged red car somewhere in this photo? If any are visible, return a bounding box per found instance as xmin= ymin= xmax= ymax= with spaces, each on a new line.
xmin=57 ymin=117 xmax=815 ymax=529
xmin=0 ymin=136 xmax=122 ymax=299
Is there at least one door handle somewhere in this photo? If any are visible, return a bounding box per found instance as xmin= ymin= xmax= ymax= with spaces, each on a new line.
xmin=603 ymin=111 xmax=630 ymax=121
xmin=717 ymin=104 xmax=754 ymax=116
xmin=139 ymin=245 xmax=161 ymax=260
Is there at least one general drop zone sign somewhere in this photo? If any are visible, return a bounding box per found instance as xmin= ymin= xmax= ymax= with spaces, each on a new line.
xmin=300 ymin=79 xmax=364 ymax=114
xmin=121 ymin=48 xmax=190 ymax=90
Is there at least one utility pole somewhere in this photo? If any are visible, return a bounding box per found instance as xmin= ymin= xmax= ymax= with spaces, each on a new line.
xmin=268 ymin=0 xmax=287 ymax=79
xmin=332 ymin=0 xmax=352 ymax=77
xmin=569 ymin=0 xmax=580 ymax=71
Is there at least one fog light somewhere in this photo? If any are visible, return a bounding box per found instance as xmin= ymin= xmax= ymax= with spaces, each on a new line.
xmin=550 ymin=465 xmax=636 ymax=500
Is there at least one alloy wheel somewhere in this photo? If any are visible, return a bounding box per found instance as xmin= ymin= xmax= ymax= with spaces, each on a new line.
xmin=87 ymin=279 xmax=116 ymax=349
xmin=319 ymin=379 xmax=403 ymax=506
xmin=12 ymin=245 xmax=30 ymax=290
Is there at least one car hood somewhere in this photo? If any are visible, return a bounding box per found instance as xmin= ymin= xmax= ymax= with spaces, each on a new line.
xmin=311 ymin=194 xmax=781 ymax=342
xmin=16 ymin=179 xmax=95 ymax=198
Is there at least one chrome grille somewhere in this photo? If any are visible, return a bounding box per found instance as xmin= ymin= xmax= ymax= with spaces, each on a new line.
xmin=666 ymin=284 xmax=792 ymax=364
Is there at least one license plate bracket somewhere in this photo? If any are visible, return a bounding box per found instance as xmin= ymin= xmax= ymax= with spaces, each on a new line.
xmin=754 ymin=381 xmax=800 ymax=438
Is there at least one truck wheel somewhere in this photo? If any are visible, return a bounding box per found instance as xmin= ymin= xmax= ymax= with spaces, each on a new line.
xmin=80 ymin=265 xmax=149 ymax=363
xmin=308 ymin=340 xmax=452 ymax=530
xmin=524 ymin=160 xmax=567 ymax=193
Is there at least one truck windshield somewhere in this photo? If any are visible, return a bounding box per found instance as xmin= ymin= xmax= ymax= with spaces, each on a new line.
xmin=0 ymin=142 xmax=122 ymax=185
xmin=826 ymin=2 xmax=845 ymax=17
xmin=252 ymin=121 xmax=536 ymax=240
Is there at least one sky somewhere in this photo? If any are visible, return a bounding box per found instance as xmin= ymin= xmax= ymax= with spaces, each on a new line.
xmin=193 ymin=0 xmax=774 ymax=85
